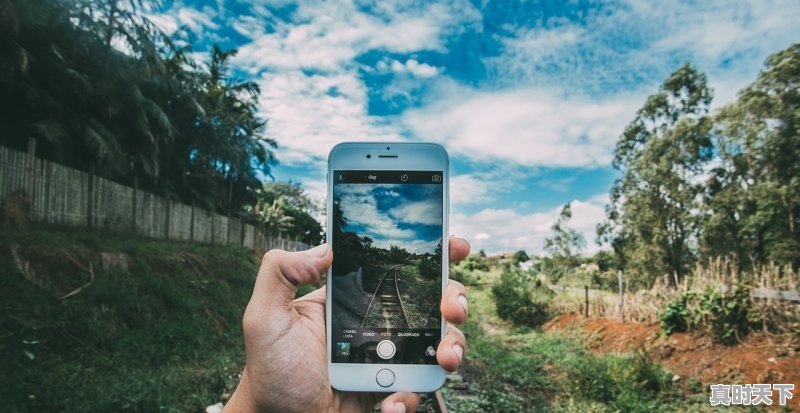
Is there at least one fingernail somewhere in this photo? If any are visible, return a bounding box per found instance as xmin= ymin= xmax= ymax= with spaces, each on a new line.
xmin=394 ymin=402 xmax=406 ymax=413
xmin=305 ymin=244 xmax=328 ymax=258
xmin=453 ymin=344 xmax=463 ymax=363
xmin=458 ymin=295 xmax=468 ymax=313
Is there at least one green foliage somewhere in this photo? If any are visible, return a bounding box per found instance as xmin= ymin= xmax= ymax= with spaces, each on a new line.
xmin=659 ymin=286 xmax=754 ymax=344
xmin=417 ymin=254 xmax=439 ymax=278
xmin=599 ymin=43 xmax=800 ymax=288
xmin=599 ymin=63 xmax=713 ymax=288
xmin=491 ymin=269 xmax=553 ymax=327
xmin=544 ymin=203 xmax=586 ymax=283
xmin=455 ymin=286 xmax=685 ymax=412
xmin=0 ymin=224 xmax=256 ymax=412
xmin=245 ymin=181 xmax=323 ymax=245
xmin=563 ymin=351 xmax=673 ymax=412
xmin=0 ymin=0 xmax=276 ymax=215
xmin=590 ymin=270 xmax=620 ymax=292
xmin=450 ymin=254 xmax=491 ymax=285
xmin=512 ymin=250 xmax=529 ymax=264
xmin=703 ymin=43 xmax=800 ymax=269
xmin=659 ymin=295 xmax=690 ymax=335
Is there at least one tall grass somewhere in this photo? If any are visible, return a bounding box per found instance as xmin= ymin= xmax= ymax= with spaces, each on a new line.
xmin=1 ymin=224 xmax=257 ymax=413
xmin=549 ymin=259 xmax=799 ymax=346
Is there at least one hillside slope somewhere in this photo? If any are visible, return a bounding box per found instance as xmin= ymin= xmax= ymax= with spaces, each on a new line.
xmin=0 ymin=225 xmax=259 ymax=413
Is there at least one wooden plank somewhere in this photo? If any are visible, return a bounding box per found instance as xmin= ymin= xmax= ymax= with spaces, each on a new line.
xmin=752 ymin=289 xmax=800 ymax=302
xmin=433 ymin=390 xmax=448 ymax=413
xmin=718 ymin=285 xmax=799 ymax=302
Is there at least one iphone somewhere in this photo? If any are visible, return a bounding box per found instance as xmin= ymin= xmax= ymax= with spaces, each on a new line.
xmin=326 ymin=142 xmax=449 ymax=392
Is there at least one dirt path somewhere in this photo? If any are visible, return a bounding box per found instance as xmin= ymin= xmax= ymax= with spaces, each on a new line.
xmin=545 ymin=313 xmax=800 ymax=389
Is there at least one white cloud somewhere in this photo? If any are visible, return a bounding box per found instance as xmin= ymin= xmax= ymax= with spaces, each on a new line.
xmin=485 ymin=0 xmax=800 ymax=102
xmin=383 ymin=58 xmax=441 ymax=78
xmin=450 ymin=167 xmax=524 ymax=205
xmin=256 ymin=70 xmax=404 ymax=164
xmin=450 ymin=194 xmax=608 ymax=255
xmin=147 ymin=3 xmax=219 ymax=36
xmin=390 ymin=199 xmax=442 ymax=226
xmin=232 ymin=1 xmax=474 ymax=73
xmin=404 ymin=87 xmax=642 ymax=168
xmin=635 ymin=0 xmax=800 ymax=66
xmin=486 ymin=25 xmax=584 ymax=82
xmin=337 ymin=184 xmax=416 ymax=240
xmin=222 ymin=1 xmax=480 ymax=166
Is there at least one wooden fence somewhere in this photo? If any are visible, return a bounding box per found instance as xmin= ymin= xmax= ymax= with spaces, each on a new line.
xmin=0 ymin=144 xmax=310 ymax=252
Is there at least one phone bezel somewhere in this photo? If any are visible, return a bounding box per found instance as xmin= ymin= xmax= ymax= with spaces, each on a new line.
xmin=326 ymin=142 xmax=449 ymax=392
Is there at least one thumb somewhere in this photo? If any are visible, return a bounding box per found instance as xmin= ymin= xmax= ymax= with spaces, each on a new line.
xmin=244 ymin=244 xmax=332 ymax=328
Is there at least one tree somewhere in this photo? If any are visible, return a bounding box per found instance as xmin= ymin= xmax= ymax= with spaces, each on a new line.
xmin=249 ymin=181 xmax=323 ymax=245
xmin=512 ymin=250 xmax=529 ymax=265
xmin=599 ymin=64 xmax=713 ymax=288
xmin=544 ymin=203 xmax=586 ymax=283
xmin=0 ymin=0 xmax=276 ymax=216
xmin=703 ymin=43 xmax=800 ymax=270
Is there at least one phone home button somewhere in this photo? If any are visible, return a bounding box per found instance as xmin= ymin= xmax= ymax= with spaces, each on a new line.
xmin=376 ymin=340 xmax=396 ymax=359
xmin=376 ymin=369 xmax=395 ymax=388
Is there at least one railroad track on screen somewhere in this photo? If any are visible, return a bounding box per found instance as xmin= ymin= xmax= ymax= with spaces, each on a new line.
xmin=361 ymin=266 xmax=410 ymax=329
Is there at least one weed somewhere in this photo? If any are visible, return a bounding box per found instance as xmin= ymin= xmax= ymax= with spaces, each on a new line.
xmin=659 ymin=285 xmax=753 ymax=344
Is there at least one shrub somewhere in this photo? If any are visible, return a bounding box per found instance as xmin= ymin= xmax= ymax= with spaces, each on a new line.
xmin=417 ymin=255 xmax=439 ymax=279
xmin=461 ymin=255 xmax=490 ymax=272
xmin=449 ymin=265 xmax=478 ymax=285
xmin=659 ymin=294 xmax=689 ymax=335
xmin=659 ymin=285 xmax=753 ymax=344
xmin=590 ymin=270 xmax=620 ymax=292
xmin=492 ymin=269 xmax=553 ymax=327
xmin=565 ymin=351 xmax=672 ymax=413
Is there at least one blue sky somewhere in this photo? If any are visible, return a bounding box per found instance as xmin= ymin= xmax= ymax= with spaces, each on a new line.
xmin=335 ymin=183 xmax=443 ymax=254
xmin=147 ymin=0 xmax=800 ymax=254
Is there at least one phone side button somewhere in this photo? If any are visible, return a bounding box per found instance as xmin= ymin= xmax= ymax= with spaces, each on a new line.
xmin=376 ymin=368 xmax=395 ymax=388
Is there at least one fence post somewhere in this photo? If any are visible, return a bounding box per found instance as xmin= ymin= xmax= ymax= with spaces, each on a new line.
xmin=164 ymin=199 xmax=170 ymax=239
xmin=25 ymin=138 xmax=37 ymax=220
xmin=226 ymin=213 xmax=231 ymax=245
xmin=87 ymin=162 xmax=95 ymax=229
xmin=132 ymin=176 xmax=138 ymax=233
xmin=210 ymin=212 xmax=215 ymax=243
xmin=618 ymin=270 xmax=625 ymax=323
xmin=584 ymin=285 xmax=589 ymax=318
xmin=189 ymin=203 xmax=195 ymax=242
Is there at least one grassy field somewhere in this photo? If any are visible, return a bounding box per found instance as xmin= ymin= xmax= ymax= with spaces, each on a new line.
xmin=0 ymin=225 xmax=257 ymax=413
xmin=443 ymin=280 xmax=743 ymax=412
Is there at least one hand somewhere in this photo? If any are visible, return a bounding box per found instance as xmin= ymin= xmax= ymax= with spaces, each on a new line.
xmin=224 ymin=237 xmax=471 ymax=413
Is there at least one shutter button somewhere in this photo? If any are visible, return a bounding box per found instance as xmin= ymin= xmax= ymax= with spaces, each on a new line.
xmin=376 ymin=340 xmax=396 ymax=359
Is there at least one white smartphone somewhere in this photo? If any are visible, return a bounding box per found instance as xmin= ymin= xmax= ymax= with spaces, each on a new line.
xmin=326 ymin=142 xmax=449 ymax=392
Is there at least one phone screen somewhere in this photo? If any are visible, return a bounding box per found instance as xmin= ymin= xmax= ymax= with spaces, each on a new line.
xmin=330 ymin=170 xmax=443 ymax=365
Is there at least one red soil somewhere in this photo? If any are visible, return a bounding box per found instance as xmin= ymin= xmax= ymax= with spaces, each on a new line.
xmin=545 ymin=313 xmax=799 ymax=408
